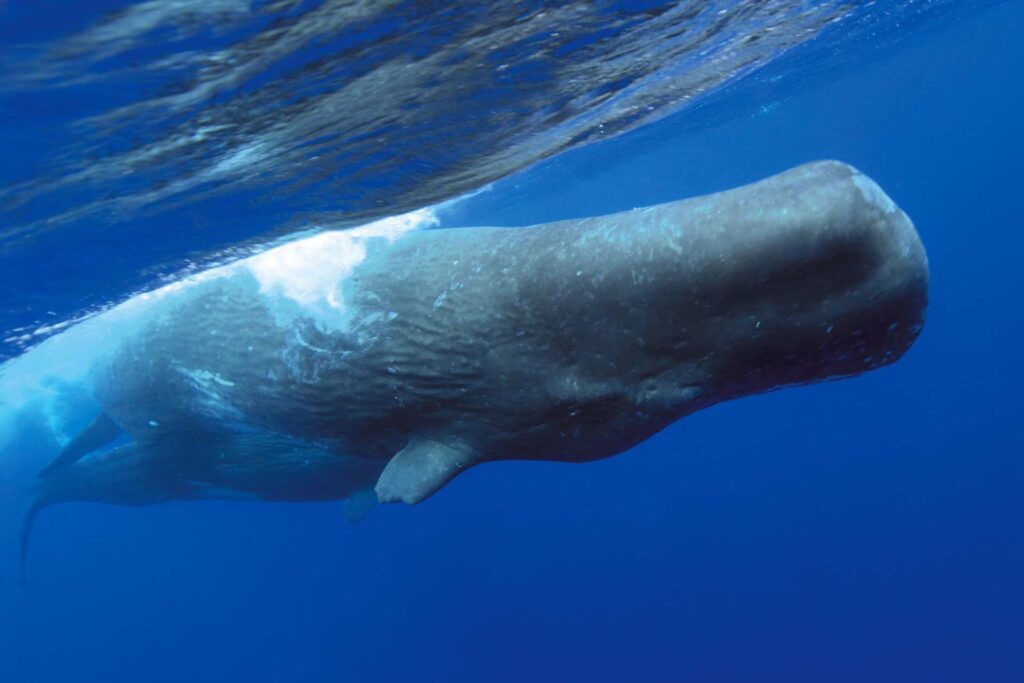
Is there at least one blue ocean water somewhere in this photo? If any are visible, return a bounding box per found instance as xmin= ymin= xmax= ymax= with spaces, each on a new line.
xmin=1 ymin=1 xmax=1022 ymax=681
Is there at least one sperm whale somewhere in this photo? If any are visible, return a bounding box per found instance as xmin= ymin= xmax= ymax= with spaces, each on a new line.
xmin=20 ymin=161 xmax=929 ymax=582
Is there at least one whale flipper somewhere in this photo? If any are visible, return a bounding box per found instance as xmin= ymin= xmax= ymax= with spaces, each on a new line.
xmin=343 ymin=488 xmax=377 ymax=524
xmin=375 ymin=438 xmax=478 ymax=505
xmin=38 ymin=411 xmax=120 ymax=477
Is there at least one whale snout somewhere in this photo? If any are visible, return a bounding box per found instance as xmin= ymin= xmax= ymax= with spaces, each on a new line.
xmin=797 ymin=166 xmax=928 ymax=373
xmin=691 ymin=161 xmax=929 ymax=393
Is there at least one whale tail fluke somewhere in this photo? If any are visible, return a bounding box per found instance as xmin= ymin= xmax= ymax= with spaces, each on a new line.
xmin=20 ymin=497 xmax=46 ymax=588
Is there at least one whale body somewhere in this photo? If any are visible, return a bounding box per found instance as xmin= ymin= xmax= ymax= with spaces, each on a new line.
xmin=22 ymin=161 xmax=929 ymax=569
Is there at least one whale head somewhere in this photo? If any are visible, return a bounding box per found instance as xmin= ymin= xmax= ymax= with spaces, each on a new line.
xmin=508 ymin=161 xmax=929 ymax=461
xmin=664 ymin=161 xmax=930 ymax=401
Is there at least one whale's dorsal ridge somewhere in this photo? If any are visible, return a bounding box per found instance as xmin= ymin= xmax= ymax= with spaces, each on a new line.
xmin=374 ymin=437 xmax=480 ymax=505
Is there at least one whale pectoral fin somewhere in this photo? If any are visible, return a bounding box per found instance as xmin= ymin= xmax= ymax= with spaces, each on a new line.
xmin=375 ymin=438 xmax=479 ymax=505
xmin=344 ymin=488 xmax=378 ymax=524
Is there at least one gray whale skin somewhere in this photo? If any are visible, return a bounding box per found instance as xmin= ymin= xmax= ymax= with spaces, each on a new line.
xmin=25 ymin=161 xmax=928 ymax=561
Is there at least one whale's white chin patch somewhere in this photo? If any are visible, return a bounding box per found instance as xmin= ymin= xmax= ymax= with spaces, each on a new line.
xmin=245 ymin=208 xmax=436 ymax=319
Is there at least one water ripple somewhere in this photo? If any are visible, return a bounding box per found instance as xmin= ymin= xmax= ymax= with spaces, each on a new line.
xmin=0 ymin=0 xmax=1001 ymax=359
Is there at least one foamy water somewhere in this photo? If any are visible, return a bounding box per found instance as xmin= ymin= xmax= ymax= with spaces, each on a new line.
xmin=0 ymin=206 xmax=438 ymax=461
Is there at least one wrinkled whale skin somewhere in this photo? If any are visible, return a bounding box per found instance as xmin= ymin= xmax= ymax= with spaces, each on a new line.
xmin=34 ymin=161 xmax=929 ymax=512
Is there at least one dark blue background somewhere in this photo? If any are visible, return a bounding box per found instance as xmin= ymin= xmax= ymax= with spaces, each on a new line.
xmin=3 ymin=2 xmax=1022 ymax=681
